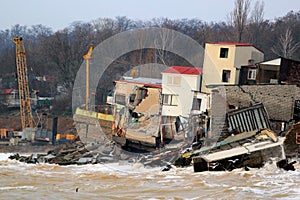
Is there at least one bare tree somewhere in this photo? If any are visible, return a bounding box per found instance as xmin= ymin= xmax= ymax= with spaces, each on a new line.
xmin=271 ymin=28 xmax=300 ymax=59
xmin=246 ymin=0 xmax=265 ymax=45
xmin=228 ymin=0 xmax=251 ymax=42
xmin=251 ymin=1 xmax=264 ymax=23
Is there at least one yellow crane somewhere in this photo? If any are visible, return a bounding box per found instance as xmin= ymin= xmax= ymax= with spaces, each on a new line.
xmin=13 ymin=37 xmax=34 ymax=130
xmin=83 ymin=45 xmax=94 ymax=110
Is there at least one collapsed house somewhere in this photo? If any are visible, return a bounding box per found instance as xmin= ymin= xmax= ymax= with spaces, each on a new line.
xmin=112 ymin=66 xmax=208 ymax=151
xmin=192 ymin=132 xmax=285 ymax=172
xmin=112 ymin=77 xmax=163 ymax=150
xmin=224 ymin=84 xmax=300 ymax=133
xmin=174 ymin=84 xmax=300 ymax=171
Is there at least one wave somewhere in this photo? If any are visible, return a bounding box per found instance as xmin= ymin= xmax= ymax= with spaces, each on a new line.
xmin=0 ymin=153 xmax=12 ymax=161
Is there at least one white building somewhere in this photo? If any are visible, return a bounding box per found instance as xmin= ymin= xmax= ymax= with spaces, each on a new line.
xmin=161 ymin=66 xmax=207 ymax=118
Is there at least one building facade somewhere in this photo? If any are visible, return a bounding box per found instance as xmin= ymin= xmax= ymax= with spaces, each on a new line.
xmin=201 ymin=42 xmax=264 ymax=93
xmin=256 ymin=57 xmax=300 ymax=86
xmin=161 ymin=66 xmax=205 ymax=118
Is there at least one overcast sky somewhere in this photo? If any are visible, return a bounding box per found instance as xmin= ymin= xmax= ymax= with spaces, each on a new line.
xmin=0 ymin=0 xmax=299 ymax=31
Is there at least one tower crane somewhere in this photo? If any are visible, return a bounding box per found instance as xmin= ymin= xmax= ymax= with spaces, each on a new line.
xmin=83 ymin=45 xmax=94 ymax=110
xmin=13 ymin=37 xmax=34 ymax=131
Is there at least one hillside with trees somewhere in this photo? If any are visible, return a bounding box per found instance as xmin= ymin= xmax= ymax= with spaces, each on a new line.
xmin=0 ymin=0 xmax=299 ymax=114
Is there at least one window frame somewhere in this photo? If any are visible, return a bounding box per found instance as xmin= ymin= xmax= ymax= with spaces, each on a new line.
xmin=247 ymin=69 xmax=257 ymax=80
xmin=192 ymin=97 xmax=202 ymax=111
xmin=222 ymin=70 xmax=231 ymax=83
xmin=162 ymin=94 xmax=178 ymax=106
xmin=167 ymin=75 xmax=181 ymax=86
xmin=220 ymin=48 xmax=229 ymax=58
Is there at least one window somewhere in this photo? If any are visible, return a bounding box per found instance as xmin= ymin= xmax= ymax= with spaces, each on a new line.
xmin=129 ymin=93 xmax=136 ymax=103
xmin=247 ymin=69 xmax=256 ymax=80
xmin=222 ymin=70 xmax=231 ymax=82
xmin=163 ymin=94 xmax=178 ymax=106
xmin=167 ymin=76 xmax=181 ymax=86
xmin=115 ymin=94 xmax=126 ymax=105
xmin=192 ymin=97 xmax=201 ymax=110
xmin=220 ymin=48 xmax=229 ymax=58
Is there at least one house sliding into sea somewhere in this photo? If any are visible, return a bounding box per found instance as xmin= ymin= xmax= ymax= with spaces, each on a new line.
xmin=111 ymin=66 xmax=208 ymax=151
xmin=161 ymin=66 xmax=207 ymax=142
xmin=75 ymin=42 xmax=300 ymax=162
xmin=112 ymin=77 xmax=162 ymax=150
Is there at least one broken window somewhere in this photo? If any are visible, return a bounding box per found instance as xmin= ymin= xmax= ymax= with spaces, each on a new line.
xmin=192 ymin=97 xmax=201 ymax=110
xmin=163 ymin=94 xmax=178 ymax=106
xmin=220 ymin=48 xmax=229 ymax=58
xmin=247 ymin=69 xmax=256 ymax=80
xmin=115 ymin=94 xmax=126 ymax=105
xmin=222 ymin=70 xmax=231 ymax=82
xmin=129 ymin=93 xmax=136 ymax=103
xmin=167 ymin=76 xmax=181 ymax=86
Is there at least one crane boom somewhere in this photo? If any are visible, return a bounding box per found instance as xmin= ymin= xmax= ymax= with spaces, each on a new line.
xmin=83 ymin=45 xmax=94 ymax=110
xmin=13 ymin=37 xmax=34 ymax=130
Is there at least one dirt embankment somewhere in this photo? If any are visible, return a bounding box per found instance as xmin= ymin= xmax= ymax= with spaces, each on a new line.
xmin=0 ymin=111 xmax=74 ymax=133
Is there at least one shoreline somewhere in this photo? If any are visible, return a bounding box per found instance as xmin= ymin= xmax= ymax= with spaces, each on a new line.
xmin=0 ymin=144 xmax=58 ymax=154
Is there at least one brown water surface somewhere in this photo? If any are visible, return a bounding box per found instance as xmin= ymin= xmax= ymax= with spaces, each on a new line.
xmin=0 ymin=154 xmax=299 ymax=200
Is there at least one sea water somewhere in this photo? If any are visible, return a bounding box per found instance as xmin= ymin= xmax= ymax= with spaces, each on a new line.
xmin=0 ymin=153 xmax=300 ymax=200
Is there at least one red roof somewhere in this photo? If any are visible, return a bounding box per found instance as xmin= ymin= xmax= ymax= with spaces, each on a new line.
xmin=162 ymin=66 xmax=202 ymax=75
xmin=208 ymin=42 xmax=253 ymax=47
xmin=0 ymin=88 xmax=13 ymax=95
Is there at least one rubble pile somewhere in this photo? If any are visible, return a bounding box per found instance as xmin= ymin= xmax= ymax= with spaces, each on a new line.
xmin=284 ymin=122 xmax=300 ymax=155
xmin=9 ymin=141 xmax=100 ymax=165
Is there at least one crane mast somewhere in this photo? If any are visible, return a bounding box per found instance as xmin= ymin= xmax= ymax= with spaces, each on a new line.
xmin=83 ymin=45 xmax=94 ymax=110
xmin=13 ymin=37 xmax=34 ymax=130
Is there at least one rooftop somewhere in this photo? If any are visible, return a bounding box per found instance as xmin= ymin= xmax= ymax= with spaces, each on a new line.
xmin=116 ymin=77 xmax=162 ymax=88
xmin=162 ymin=66 xmax=202 ymax=75
xmin=259 ymin=58 xmax=281 ymax=66
xmin=208 ymin=42 xmax=253 ymax=47
xmin=0 ymin=88 xmax=14 ymax=95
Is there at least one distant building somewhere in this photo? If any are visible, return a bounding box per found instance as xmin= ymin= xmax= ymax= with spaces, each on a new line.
xmin=0 ymin=88 xmax=19 ymax=108
xmin=256 ymin=57 xmax=300 ymax=86
xmin=238 ymin=64 xmax=258 ymax=85
xmin=0 ymin=73 xmax=17 ymax=89
xmin=201 ymin=42 xmax=264 ymax=92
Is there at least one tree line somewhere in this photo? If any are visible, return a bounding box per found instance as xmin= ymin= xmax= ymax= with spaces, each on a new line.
xmin=0 ymin=0 xmax=299 ymax=112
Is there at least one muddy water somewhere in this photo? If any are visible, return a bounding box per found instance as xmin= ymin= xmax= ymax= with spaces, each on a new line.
xmin=0 ymin=154 xmax=300 ymax=200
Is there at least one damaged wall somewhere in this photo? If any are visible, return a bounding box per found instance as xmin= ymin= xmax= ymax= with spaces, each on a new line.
xmin=113 ymin=80 xmax=162 ymax=145
xmin=224 ymin=85 xmax=300 ymax=132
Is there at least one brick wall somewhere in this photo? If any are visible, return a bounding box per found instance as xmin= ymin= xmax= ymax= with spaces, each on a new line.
xmin=224 ymin=85 xmax=300 ymax=122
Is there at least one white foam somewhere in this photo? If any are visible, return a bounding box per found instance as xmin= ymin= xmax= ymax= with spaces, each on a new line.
xmin=0 ymin=153 xmax=12 ymax=161
xmin=0 ymin=186 xmax=36 ymax=191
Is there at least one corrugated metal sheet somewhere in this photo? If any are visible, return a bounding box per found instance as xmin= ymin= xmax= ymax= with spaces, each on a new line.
xmin=227 ymin=103 xmax=270 ymax=133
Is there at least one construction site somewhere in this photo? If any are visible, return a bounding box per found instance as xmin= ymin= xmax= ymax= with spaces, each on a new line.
xmin=0 ymin=37 xmax=76 ymax=152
